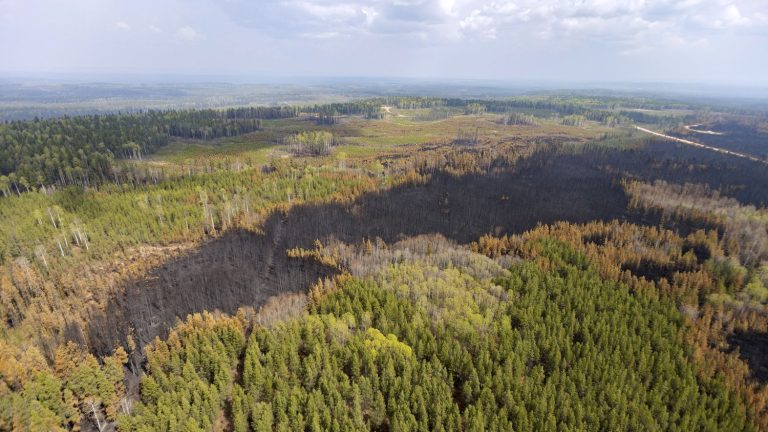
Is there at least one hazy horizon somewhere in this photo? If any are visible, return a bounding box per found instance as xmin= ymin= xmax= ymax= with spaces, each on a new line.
xmin=2 ymin=0 xmax=767 ymax=86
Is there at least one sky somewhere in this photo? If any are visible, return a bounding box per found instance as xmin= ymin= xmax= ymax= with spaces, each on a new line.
xmin=1 ymin=0 xmax=767 ymax=85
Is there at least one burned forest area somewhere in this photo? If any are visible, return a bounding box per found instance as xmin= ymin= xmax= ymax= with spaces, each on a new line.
xmin=85 ymin=148 xmax=633 ymax=356
xmin=3 ymin=96 xmax=768 ymax=431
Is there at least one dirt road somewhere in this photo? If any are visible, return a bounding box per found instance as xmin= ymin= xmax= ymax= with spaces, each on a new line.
xmin=684 ymin=124 xmax=724 ymax=135
xmin=634 ymin=126 xmax=767 ymax=165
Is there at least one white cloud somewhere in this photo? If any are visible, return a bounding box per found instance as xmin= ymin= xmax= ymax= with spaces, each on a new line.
xmin=719 ymin=4 xmax=749 ymax=27
xmin=209 ymin=0 xmax=766 ymax=46
xmin=361 ymin=7 xmax=377 ymax=25
xmin=217 ymin=0 xmax=458 ymax=38
xmin=175 ymin=25 xmax=204 ymax=41
xmin=459 ymin=9 xmax=497 ymax=40
xmin=295 ymin=2 xmax=360 ymax=21
xmin=447 ymin=0 xmax=767 ymax=49
xmin=1 ymin=0 xmax=766 ymax=83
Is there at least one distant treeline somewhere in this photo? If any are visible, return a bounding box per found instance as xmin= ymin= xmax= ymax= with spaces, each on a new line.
xmin=303 ymin=96 xmax=688 ymax=126
xmin=0 ymin=96 xmax=689 ymax=193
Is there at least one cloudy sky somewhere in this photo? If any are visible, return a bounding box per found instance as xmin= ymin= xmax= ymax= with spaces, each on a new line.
xmin=1 ymin=0 xmax=766 ymax=84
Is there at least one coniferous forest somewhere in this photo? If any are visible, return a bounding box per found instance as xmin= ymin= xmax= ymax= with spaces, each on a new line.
xmin=2 ymin=94 xmax=768 ymax=432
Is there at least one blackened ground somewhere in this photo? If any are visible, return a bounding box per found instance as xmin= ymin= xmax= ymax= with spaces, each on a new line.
xmin=728 ymin=330 xmax=768 ymax=385
xmin=85 ymin=228 xmax=336 ymax=356
xmin=85 ymin=148 xmax=635 ymax=356
xmin=670 ymin=119 xmax=768 ymax=162
xmin=604 ymin=138 xmax=768 ymax=206
xmin=86 ymin=138 xmax=768 ymax=358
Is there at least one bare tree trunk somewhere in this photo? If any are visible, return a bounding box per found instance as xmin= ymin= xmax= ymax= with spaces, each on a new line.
xmin=121 ymin=397 xmax=132 ymax=414
xmin=90 ymin=402 xmax=105 ymax=432
xmin=47 ymin=207 xmax=58 ymax=228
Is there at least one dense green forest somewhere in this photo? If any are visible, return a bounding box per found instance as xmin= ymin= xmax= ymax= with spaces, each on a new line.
xmin=122 ymin=239 xmax=753 ymax=431
xmin=1 ymin=95 xmax=768 ymax=431
xmin=0 ymin=106 xmax=298 ymax=190
xmin=5 ymin=223 xmax=767 ymax=430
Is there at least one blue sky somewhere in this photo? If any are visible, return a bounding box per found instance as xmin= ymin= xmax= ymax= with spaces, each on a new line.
xmin=1 ymin=0 xmax=767 ymax=84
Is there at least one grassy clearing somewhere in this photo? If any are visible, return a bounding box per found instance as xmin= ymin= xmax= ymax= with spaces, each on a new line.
xmin=341 ymin=113 xmax=606 ymax=147
xmin=136 ymin=111 xmax=611 ymax=173
xmin=149 ymin=137 xmax=275 ymax=163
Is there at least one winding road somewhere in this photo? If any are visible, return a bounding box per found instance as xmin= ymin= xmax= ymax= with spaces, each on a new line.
xmin=634 ymin=126 xmax=767 ymax=165
xmin=684 ymin=124 xmax=724 ymax=135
